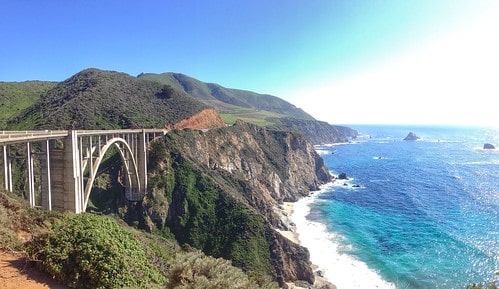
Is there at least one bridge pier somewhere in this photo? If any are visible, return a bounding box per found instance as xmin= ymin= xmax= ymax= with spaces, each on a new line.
xmin=137 ymin=131 xmax=148 ymax=198
xmin=63 ymin=130 xmax=84 ymax=213
xmin=26 ymin=142 xmax=36 ymax=207
xmin=40 ymin=140 xmax=53 ymax=211
xmin=42 ymin=131 xmax=84 ymax=213
xmin=2 ymin=145 xmax=13 ymax=192
xmin=43 ymin=147 xmax=65 ymax=211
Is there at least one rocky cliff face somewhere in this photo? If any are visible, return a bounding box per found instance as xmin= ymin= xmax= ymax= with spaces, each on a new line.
xmin=164 ymin=120 xmax=330 ymax=228
xmin=271 ymin=117 xmax=358 ymax=144
xmin=143 ymin=121 xmax=331 ymax=287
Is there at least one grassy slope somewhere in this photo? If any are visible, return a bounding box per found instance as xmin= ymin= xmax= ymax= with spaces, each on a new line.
xmin=7 ymin=69 xmax=208 ymax=130
xmin=138 ymin=72 xmax=314 ymax=125
xmin=0 ymin=81 xmax=56 ymax=129
xmin=1 ymin=69 xmax=357 ymax=143
xmin=138 ymin=72 xmax=358 ymax=144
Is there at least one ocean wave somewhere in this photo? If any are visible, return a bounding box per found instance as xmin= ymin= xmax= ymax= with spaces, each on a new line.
xmin=316 ymin=141 xmax=365 ymax=148
xmin=292 ymin=186 xmax=396 ymax=289
xmin=315 ymin=149 xmax=330 ymax=155
xmin=461 ymin=160 xmax=499 ymax=165
xmin=425 ymin=139 xmax=461 ymax=143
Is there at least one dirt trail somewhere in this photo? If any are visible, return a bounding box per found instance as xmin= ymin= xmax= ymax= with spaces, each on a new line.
xmin=0 ymin=251 xmax=68 ymax=289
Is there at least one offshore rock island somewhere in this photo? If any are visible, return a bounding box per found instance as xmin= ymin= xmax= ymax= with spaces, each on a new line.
xmin=0 ymin=68 xmax=354 ymax=288
xmin=403 ymin=132 xmax=420 ymax=141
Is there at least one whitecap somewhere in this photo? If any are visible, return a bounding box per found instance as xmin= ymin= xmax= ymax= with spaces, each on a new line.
xmin=315 ymin=149 xmax=330 ymax=155
xmin=292 ymin=186 xmax=396 ymax=289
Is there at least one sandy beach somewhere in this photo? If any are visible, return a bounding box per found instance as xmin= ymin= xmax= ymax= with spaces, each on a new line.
xmin=276 ymin=201 xmax=301 ymax=243
xmin=276 ymin=198 xmax=336 ymax=289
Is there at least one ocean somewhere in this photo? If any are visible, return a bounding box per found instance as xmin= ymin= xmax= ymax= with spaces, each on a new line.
xmin=293 ymin=125 xmax=498 ymax=289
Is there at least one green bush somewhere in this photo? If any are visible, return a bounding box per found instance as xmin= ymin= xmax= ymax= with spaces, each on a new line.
xmin=167 ymin=252 xmax=278 ymax=289
xmin=0 ymin=203 xmax=21 ymax=249
xmin=0 ymin=191 xmax=61 ymax=250
xmin=26 ymin=213 xmax=166 ymax=289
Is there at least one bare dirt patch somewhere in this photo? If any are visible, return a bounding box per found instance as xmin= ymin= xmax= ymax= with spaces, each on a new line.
xmin=0 ymin=250 xmax=68 ymax=289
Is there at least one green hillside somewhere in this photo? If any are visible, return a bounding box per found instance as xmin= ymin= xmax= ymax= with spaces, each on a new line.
xmin=7 ymin=69 xmax=208 ymax=130
xmin=2 ymin=68 xmax=357 ymax=143
xmin=138 ymin=72 xmax=315 ymax=123
xmin=0 ymin=81 xmax=56 ymax=128
xmin=139 ymin=72 xmax=358 ymax=143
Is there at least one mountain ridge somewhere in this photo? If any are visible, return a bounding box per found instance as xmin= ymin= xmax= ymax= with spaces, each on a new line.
xmin=2 ymin=68 xmax=357 ymax=143
xmin=139 ymin=71 xmax=358 ymax=143
xmin=139 ymin=72 xmax=315 ymax=120
xmin=7 ymin=68 xmax=212 ymax=130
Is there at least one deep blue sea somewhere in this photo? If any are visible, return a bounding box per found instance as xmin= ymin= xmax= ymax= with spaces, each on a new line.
xmin=295 ymin=125 xmax=498 ymax=289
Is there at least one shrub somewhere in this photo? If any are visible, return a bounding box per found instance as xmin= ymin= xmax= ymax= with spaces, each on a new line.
xmin=167 ymin=251 xmax=278 ymax=289
xmin=26 ymin=213 xmax=166 ymax=289
xmin=0 ymin=191 xmax=61 ymax=250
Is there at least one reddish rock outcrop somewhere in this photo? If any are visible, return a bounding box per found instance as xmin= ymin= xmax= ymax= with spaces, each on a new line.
xmin=172 ymin=108 xmax=225 ymax=130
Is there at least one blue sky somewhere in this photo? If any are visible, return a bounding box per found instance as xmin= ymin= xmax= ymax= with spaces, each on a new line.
xmin=1 ymin=1 xmax=498 ymax=125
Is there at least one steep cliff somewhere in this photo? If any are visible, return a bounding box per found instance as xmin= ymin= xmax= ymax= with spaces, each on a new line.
xmin=142 ymin=121 xmax=331 ymax=287
xmin=271 ymin=117 xmax=358 ymax=144
xmin=171 ymin=120 xmax=330 ymax=203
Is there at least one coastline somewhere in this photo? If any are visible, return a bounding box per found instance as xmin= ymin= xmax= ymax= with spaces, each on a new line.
xmin=276 ymin=185 xmax=337 ymax=289
xmin=277 ymin=180 xmax=396 ymax=289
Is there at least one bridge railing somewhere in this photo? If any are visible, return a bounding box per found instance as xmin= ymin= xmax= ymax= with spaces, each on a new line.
xmin=0 ymin=129 xmax=169 ymax=145
xmin=0 ymin=130 xmax=69 ymax=145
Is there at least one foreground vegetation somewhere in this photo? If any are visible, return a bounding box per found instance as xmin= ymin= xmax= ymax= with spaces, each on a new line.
xmin=0 ymin=191 xmax=278 ymax=289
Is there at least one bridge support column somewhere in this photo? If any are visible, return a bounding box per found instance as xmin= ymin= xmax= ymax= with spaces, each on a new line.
xmin=40 ymin=140 xmax=52 ymax=210
xmin=2 ymin=145 xmax=12 ymax=192
xmin=137 ymin=131 xmax=148 ymax=196
xmin=63 ymin=131 xmax=84 ymax=213
xmin=48 ymin=148 xmax=65 ymax=211
xmin=26 ymin=142 xmax=35 ymax=207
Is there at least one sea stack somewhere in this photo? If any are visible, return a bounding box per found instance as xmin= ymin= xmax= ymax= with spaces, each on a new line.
xmin=338 ymin=172 xmax=349 ymax=180
xmin=483 ymin=143 xmax=496 ymax=149
xmin=403 ymin=132 xmax=420 ymax=141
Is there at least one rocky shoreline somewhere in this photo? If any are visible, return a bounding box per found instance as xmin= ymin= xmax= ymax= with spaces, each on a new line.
xmin=276 ymin=186 xmax=339 ymax=289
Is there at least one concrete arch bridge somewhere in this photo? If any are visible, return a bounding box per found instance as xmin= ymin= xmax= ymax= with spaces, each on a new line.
xmin=0 ymin=129 xmax=167 ymax=213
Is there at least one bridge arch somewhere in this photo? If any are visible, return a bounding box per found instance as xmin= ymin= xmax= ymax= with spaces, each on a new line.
xmin=83 ymin=137 xmax=140 ymax=211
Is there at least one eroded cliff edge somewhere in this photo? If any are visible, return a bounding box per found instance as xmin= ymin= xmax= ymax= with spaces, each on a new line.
xmin=136 ymin=120 xmax=332 ymax=288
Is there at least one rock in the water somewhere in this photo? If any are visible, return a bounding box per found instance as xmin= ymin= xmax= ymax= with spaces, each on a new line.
xmin=338 ymin=172 xmax=348 ymax=180
xmin=483 ymin=143 xmax=496 ymax=149
xmin=403 ymin=132 xmax=420 ymax=141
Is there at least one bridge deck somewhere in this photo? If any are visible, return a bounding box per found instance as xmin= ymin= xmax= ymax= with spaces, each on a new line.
xmin=0 ymin=129 xmax=168 ymax=145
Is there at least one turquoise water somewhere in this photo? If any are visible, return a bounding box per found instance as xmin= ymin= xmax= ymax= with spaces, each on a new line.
xmin=313 ymin=125 xmax=498 ymax=288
